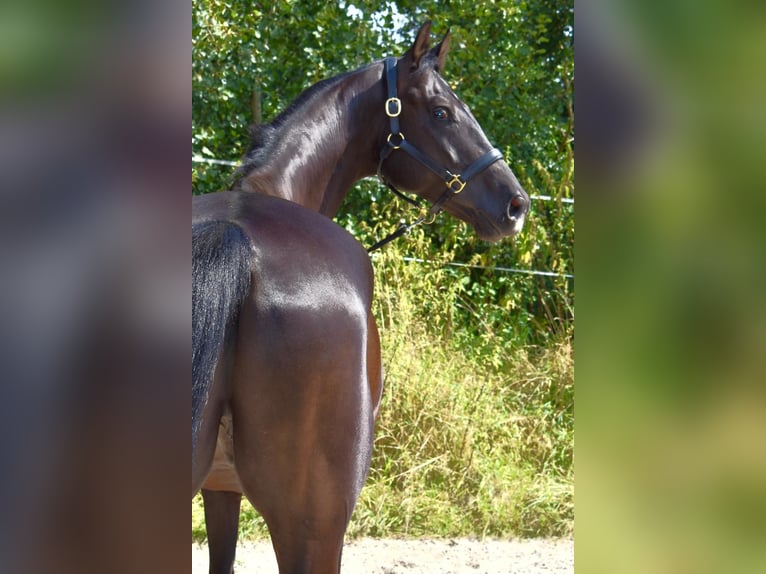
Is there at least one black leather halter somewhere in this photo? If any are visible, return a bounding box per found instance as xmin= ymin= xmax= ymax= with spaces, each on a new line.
xmin=369 ymin=57 xmax=504 ymax=253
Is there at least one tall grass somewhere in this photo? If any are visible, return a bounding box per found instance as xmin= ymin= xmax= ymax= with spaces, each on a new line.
xmin=192 ymin=233 xmax=573 ymax=542
xmin=348 ymin=238 xmax=573 ymax=538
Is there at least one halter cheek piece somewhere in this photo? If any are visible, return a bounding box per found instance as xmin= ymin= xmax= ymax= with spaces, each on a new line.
xmin=369 ymin=57 xmax=504 ymax=252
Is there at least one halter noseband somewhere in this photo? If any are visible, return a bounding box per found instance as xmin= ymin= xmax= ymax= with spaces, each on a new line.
xmin=369 ymin=57 xmax=504 ymax=253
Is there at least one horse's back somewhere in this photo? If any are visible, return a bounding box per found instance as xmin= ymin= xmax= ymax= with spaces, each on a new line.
xmin=193 ymin=191 xmax=373 ymax=300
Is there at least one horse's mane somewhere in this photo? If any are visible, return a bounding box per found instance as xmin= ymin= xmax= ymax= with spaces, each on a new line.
xmin=231 ymin=57 xmax=445 ymax=186
xmin=233 ymin=68 xmax=363 ymax=184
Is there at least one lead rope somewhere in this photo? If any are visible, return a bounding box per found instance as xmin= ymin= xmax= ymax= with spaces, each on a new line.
xmin=366 ymin=215 xmax=427 ymax=253
xmin=368 ymin=144 xmax=431 ymax=253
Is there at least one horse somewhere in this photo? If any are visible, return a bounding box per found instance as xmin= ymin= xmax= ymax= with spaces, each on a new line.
xmin=193 ymin=191 xmax=382 ymax=573
xmin=197 ymin=21 xmax=531 ymax=572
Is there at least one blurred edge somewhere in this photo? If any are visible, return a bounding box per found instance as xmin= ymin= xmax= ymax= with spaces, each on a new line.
xmin=0 ymin=0 xmax=190 ymax=572
xmin=576 ymin=0 xmax=766 ymax=572
xmin=2 ymin=0 xmax=766 ymax=572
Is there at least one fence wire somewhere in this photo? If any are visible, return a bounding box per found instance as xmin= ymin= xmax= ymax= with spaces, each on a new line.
xmin=368 ymin=254 xmax=573 ymax=279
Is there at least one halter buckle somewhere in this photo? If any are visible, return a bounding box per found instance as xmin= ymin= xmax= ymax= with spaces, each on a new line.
xmin=385 ymin=97 xmax=402 ymax=118
xmin=387 ymin=132 xmax=405 ymax=150
xmin=446 ymin=174 xmax=467 ymax=194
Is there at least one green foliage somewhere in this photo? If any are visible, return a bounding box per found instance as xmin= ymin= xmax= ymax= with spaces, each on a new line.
xmin=193 ymin=0 xmax=573 ymax=539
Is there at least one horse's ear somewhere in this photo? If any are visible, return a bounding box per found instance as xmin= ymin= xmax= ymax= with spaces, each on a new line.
xmin=432 ymin=29 xmax=451 ymax=72
xmin=406 ymin=21 xmax=432 ymax=70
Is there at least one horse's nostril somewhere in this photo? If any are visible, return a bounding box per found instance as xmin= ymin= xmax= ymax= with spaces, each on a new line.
xmin=507 ymin=194 xmax=528 ymax=219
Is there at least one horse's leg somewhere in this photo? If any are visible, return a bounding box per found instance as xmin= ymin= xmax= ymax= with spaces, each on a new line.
xmin=232 ymin=321 xmax=375 ymax=574
xmin=202 ymin=489 xmax=241 ymax=574
xmin=236 ymin=396 xmax=371 ymax=573
xmin=241 ymin=432 xmax=370 ymax=574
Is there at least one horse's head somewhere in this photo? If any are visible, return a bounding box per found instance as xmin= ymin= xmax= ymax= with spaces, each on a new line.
xmin=378 ymin=22 xmax=530 ymax=241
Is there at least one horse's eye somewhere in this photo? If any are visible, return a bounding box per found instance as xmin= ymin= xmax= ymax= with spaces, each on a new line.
xmin=432 ymin=107 xmax=449 ymax=121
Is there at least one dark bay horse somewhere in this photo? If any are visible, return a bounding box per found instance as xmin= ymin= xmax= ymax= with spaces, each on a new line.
xmin=198 ymin=21 xmax=531 ymax=572
xmin=193 ymin=191 xmax=382 ymax=573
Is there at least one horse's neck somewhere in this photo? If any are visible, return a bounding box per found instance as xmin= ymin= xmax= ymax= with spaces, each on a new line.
xmin=238 ymin=66 xmax=384 ymax=216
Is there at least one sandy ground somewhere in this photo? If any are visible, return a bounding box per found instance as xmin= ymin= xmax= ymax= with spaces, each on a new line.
xmin=192 ymin=538 xmax=573 ymax=573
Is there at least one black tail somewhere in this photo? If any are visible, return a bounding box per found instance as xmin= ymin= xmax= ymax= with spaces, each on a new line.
xmin=192 ymin=220 xmax=253 ymax=458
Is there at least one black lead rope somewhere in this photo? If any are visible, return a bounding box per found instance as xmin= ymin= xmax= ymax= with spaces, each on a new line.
xmin=368 ymin=57 xmax=505 ymax=253
xmin=366 ymin=216 xmax=426 ymax=253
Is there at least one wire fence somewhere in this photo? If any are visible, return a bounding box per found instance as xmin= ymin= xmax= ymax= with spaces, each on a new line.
xmin=192 ymin=156 xmax=240 ymax=167
xmin=192 ymin=155 xmax=574 ymax=279
xmin=372 ymin=254 xmax=574 ymax=279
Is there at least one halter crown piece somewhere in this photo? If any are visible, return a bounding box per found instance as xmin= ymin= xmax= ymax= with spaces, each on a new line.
xmin=369 ymin=57 xmax=505 ymax=253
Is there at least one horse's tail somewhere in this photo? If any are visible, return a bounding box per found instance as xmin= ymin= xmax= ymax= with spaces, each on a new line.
xmin=192 ymin=219 xmax=253 ymax=457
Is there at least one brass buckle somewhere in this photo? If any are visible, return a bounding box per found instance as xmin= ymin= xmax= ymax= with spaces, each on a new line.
xmin=387 ymin=132 xmax=405 ymax=149
xmin=446 ymin=174 xmax=466 ymax=194
xmin=385 ymin=97 xmax=402 ymax=118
